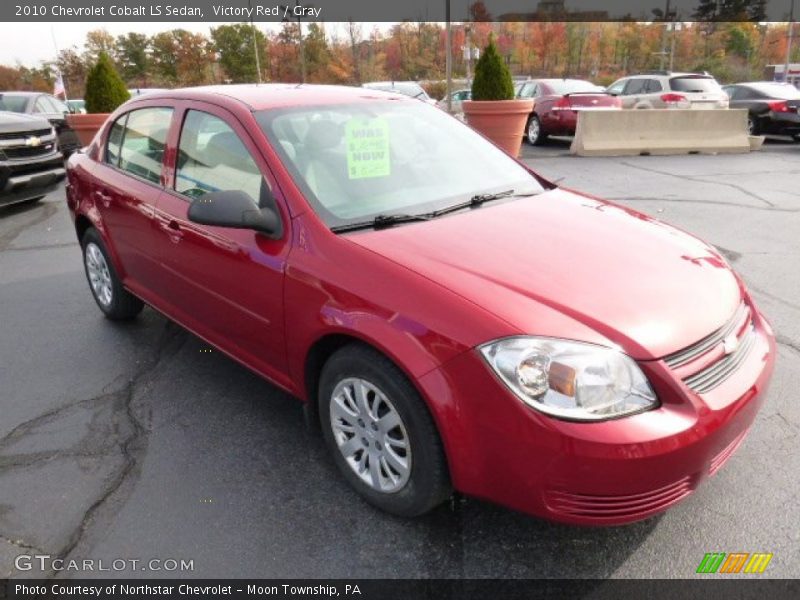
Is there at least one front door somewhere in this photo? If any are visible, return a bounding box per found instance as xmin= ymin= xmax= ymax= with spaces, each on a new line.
xmin=153 ymin=105 xmax=292 ymax=385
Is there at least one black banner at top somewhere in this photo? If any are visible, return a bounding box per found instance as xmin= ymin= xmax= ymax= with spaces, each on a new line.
xmin=0 ymin=0 xmax=797 ymax=23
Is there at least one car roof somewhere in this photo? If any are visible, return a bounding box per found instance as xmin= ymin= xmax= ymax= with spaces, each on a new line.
xmin=124 ymin=84 xmax=412 ymax=111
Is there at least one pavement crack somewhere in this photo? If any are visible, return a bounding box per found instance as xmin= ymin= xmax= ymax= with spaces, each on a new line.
xmin=0 ymin=533 xmax=47 ymax=555
xmin=776 ymin=335 xmax=800 ymax=357
xmin=618 ymin=161 xmax=776 ymax=208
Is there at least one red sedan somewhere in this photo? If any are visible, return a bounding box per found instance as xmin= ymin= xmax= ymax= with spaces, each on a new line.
xmin=517 ymin=79 xmax=622 ymax=145
xmin=66 ymin=85 xmax=774 ymax=524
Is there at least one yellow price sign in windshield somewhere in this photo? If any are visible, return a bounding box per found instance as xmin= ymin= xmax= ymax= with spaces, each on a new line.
xmin=345 ymin=117 xmax=390 ymax=179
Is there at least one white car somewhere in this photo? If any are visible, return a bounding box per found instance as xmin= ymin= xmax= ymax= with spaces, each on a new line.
xmin=606 ymin=72 xmax=729 ymax=110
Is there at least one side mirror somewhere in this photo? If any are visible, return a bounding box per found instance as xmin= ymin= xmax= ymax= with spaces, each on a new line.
xmin=188 ymin=190 xmax=282 ymax=237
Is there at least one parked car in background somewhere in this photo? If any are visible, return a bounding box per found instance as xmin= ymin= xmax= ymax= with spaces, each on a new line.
xmin=606 ymin=72 xmax=729 ymax=110
xmin=67 ymin=99 xmax=86 ymax=114
xmin=0 ymin=92 xmax=81 ymax=157
xmin=516 ymin=79 xmax=621 ymax=145
xmin=436 ymin=89 xmax=471 ymax=114
xmin=0 ymin=111 xmax=65 ymax=209
xmin=66 ymin=84 xmax=774 ymax=524
xmin=722 ymin=82 xmax=800 ymax=138
xmin=362 ymin=81 xmax=436 ymax=104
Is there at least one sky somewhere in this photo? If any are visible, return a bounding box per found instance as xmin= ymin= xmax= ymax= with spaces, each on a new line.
xmin=0 ymin=22 xmax=267 ymax=66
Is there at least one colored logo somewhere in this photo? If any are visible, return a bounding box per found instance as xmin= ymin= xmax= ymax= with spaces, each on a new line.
xmin=696 ymin=552 xmax=773 ymax=574
xmin=25 ymin=136 xmax=41 ymax=147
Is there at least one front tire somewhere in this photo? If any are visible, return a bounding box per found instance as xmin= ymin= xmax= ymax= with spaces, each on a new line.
xmin=81 ymin=228 xmax=144 ymax=320
xmin=526 ymin=114 xmax=547 ymax=145
xmin=319 ymin=344 xmax=451 ymax=517
xmin=747 ymin=115 xmax=761 ymax=136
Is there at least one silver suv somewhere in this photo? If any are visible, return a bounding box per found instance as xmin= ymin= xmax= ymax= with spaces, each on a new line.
xmin=606 ymin=72 xmax=729 ymax=110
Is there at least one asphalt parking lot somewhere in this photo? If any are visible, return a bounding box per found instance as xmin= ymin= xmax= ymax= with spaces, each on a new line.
xmin=1 ymin=139 xmax=798 ymax=579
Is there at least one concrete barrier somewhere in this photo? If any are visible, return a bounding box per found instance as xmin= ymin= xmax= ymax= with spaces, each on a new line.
xmin=570 ymin=109 xmax=752 ymax=157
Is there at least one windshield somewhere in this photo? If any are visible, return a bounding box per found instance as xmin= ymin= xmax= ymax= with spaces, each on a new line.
xmin=0 ymin=94 xmax=29 ymax=112
xmin=669 ymin=77 xmax=722 ymax=93
xmin=748 ymin=83 xmax=800 ymax=99
xmin=548 ymin=80 xmax=604 ymax=95
xmin=256 ymin=101 xmax=543 ymax=229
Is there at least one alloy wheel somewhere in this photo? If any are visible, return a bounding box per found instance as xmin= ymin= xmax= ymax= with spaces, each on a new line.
xmin=329 ymin=377 xmax=411 ymax=493
xmin=85 ymin=242 xmax=113 ymax=307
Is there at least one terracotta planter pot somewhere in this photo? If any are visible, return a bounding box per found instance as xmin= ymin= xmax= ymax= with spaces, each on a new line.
xmin=66 ymin=113 xmax=110 ymax=147
xmin=462 ymin=99 xmax=534 ymax=158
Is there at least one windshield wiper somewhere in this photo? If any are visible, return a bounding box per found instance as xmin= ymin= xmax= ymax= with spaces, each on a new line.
xmin=330 ymin=189 xmax=539 ymax=234
xmin=429 ymin=189 xmax=539 ymax=218
xmin=330 ymin=213 xmax=431 ymax=233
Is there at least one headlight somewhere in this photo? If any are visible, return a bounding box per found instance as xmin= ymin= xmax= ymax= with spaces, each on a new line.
xmin=480 ymin=337 xmax=657 ymax=421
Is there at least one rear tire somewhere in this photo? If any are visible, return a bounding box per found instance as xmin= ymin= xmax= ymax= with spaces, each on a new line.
xmin=81 ymin=228 xmax=144 ymax=320
xmin=318 ymin=344 xmax=451 ymax=517
xmin=526 ymin=114 xmax=547 ymax=146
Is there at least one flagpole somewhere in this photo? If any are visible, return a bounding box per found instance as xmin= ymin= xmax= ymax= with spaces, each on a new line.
xmin=50 ymin=25 xmax=70 ymax=103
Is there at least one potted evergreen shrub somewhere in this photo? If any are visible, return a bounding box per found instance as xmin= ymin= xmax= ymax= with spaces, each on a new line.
xmin=462 ymin=37 xmax=533 ymax=157
xmin=66 ymin=52 xmax=130 ymax=147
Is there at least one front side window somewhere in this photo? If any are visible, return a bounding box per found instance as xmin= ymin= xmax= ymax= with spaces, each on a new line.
xmin=606 ymin=80 xmax=626 ymax=95
xmin=34 ymin=96 xmax=52 ymax=113
xmin=257 ymin=101 xmax=543 ymax=229
xmin=175 ymin=110 xmax=264 ymax=204
xmin=117 ymin=107 xmax=173 ymax=184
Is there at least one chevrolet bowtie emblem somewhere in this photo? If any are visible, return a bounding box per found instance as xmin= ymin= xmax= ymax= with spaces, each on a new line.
xmin=722 ymin=333 xmax=739 ymax=355
xmin=25 ymin=136 xmax=42 ymax=147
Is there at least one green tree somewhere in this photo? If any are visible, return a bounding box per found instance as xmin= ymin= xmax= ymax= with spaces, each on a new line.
xmin=116 ymin=33 xmax=150 ymax=86
xmin=211 ymin=24 xmax=267 ymax=83
xmin=84 ymin=52 xmax=130 ymax=113
xmin=471 ymin=37 xmax=514 ymax=101
xmin=150 ymin=31 xmax=179 ymax=85
xmin=304 ymin=23 xmax=330 ymax=82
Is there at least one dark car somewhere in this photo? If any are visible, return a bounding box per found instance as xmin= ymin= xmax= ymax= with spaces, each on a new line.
xmin=516 ymin=79 xmax=621 ymax=145
xmin=0 ymin=92 xmax=81 ymax=157
xmin=0 ymin=111 xmax=65 ymax=209
xmin=65 ymin=85 xmax=774 ymax=525
xmin=722 ymin=82 xmax=800 ymax=138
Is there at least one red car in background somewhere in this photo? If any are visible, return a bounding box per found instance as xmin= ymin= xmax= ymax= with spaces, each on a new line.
xmin=66 ymin=85 xmax=773 ymax=524
xmin=517 ymin=79 xmax=622 ymax=145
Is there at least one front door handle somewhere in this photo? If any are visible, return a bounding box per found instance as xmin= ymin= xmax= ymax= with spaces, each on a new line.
xmin=163 ymin=219 xmax=184 ymax=243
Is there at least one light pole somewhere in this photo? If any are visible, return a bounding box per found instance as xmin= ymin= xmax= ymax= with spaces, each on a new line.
xmin=785 ymin=0 xmax=796 ymax=84
xmin=446 ymin=0 xmax=452 ymax=113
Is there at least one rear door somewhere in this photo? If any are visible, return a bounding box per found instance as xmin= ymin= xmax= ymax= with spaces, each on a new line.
xmin=621 ymin=78 xmax=647 ymax=108
xmin=92 ymin=105 xmax=174 ymax=294
xmin=153 ymin=103 xmax=292 ymax=385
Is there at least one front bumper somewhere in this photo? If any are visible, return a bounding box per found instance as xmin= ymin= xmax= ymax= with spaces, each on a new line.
xmin=0 ymin=153 xmax=65 ymax=208
xmin=419 ymin=310 xmax=775 ymax=525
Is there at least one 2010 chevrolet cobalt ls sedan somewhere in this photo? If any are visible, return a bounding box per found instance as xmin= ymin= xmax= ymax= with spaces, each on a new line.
xmin=66 ymin=85 xmax=774 ymax=524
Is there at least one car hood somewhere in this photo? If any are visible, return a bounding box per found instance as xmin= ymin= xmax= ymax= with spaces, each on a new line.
xmin=0 ymin=110 xmax=51 ymax=134
xmin=347 ymin=188 xmax=742 ymax=360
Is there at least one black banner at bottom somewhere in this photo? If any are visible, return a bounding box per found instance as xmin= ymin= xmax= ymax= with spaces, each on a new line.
xmin=2 ymin=579 xmax=799 ymax=600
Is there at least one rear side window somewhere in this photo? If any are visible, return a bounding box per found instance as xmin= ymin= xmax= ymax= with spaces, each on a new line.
xmin=115 ymin=107 xmax=173 ymax=184
xmin=669 ymin=77 xmax=722 ymax=93
xmin=645 ymin=79 xmax=663 ymax=93
xmin=175 ymin=110 xmax=264 ymax=204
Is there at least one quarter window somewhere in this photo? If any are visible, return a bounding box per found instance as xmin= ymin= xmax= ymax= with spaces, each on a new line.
xmin=175 ymin=110 xmax=264 ymax=204
xmin=115 ymin=107 xmax=173 ymax=184
xmin=624 ymin=79 xmax=647 ymax=95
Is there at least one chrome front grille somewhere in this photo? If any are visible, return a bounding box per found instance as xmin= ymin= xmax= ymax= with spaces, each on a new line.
xmin=664 ymin=302 xmax=749 ymax=369
xmin=664 ymin=301 xmax=756 ymax=394
xmin=683 ymin=324 xmax=756 ymax=393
